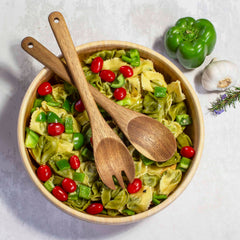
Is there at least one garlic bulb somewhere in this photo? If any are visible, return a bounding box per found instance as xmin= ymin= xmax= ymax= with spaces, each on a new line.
xmin=201 ymin=58 xmax=239 ymax=91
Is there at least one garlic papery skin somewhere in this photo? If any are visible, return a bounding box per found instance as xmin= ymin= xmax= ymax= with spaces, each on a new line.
xmin=201 ymin=59 xmax=240 ymax=91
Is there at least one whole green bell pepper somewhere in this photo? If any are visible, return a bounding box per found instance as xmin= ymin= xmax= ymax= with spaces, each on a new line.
xmin=164 ymin=17 xmax=216 ymax=69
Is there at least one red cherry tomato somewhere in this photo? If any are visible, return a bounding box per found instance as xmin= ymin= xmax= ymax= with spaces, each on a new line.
xmin=48 ymin=123 xmax=65 ymax=136
xmin=52 ymin=186 xmax=68 ymax=201
xmin=127 ymin=178 xmax=142 ymax=194
xmin=37 ymin=165 xmax=52 ymax=182
xmin=86 ymin=203 xmax=103 ymax=215
xmin=75 ymin=99 xmax=85 ymax=112
xmin=62 ymin=178 xmax=77 ymax=193
xmin=37 ymin=82 xmax=52 ymax=96
xmin=119 ymin=66 xmax=133 ymax=78
xmin=180 ymin=146 xmax=195 ymax=158
xmin=69 ymin=155 xmax=80 ymax=170
xmin=90 ymin=137 xmax=93 ymax=145
xmin=91 ymin=57 xmax=104 ymax=73
xmin=99 ymin=70 xmax=115 ymax=82
xmin=113 ymin=87 xmax=127 ymax=100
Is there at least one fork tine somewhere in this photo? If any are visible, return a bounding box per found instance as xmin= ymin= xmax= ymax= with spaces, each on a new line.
xmin=123 ymin=168 xmax=135 ymax=184
xmin=115 ymin=171 xmax=125 ymax=189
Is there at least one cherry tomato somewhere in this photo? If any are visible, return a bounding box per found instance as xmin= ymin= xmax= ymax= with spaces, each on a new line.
xmin=52 ymin=186 xmax=68 ymax=201
xmin=62 ymin=178 xmax=77 ymax=193
xmin=75 ymin=99 xmax=85 ymax=112
xmin=86 ymin=203 xmax=103 ymax=215
xmin=37 ymin=82 xmax=52 ymax=96
xmin=37 ymin=165 xmax=52 ymax=182
xmin=91 ymin=57 xmax=104 ymax=73
xmin=127 ymin=178 xmax=142 ymax=194
xmin=180 ymin=146 xmax=195 ymax=158
xmin=113 ymin=87 xmax=127 ymax=100
xmin=119 ymin=66 xmax=133 ymax=78
xmin=69 ymin=155 xmax=80 ymax=170
xmin=99 ymin=70 xmax=115 ymax=82
xmin=48 ymin=123 xmax=65 ymax=136
xmin=90 ymin=137 xmax=93 ymax=145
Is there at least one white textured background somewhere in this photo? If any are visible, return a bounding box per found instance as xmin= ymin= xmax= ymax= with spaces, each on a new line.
xmin=1 ymin=0 xmax=240 ymax=239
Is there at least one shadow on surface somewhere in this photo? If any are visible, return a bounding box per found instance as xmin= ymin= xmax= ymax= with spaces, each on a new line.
xmin=0 ymin=43 xmax=139 ymax=240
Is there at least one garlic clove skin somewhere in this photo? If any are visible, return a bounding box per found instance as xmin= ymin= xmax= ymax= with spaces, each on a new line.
xmin=201 ymin=59 xmax=240 ymax=91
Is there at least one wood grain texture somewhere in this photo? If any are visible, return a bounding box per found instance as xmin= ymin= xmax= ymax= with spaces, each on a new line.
xmin=18 ymin=40 xmax=204 ymax=225
xmin=48 ymin=12 xmax=135 ymax=189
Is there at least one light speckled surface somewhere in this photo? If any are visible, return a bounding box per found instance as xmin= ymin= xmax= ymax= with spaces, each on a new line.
xmin=1 ymin=0 xmax=240 ymax=239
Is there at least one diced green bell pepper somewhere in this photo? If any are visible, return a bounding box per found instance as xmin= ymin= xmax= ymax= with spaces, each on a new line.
xmin=36 ymin=112 xmax=46 ymax=122
xmin=73 ymin=172 xmax=85 ymax=182
xmin=56 ymin=159 xmax=70 ymax=171
xmin=33 ymin=98 xmax=43 ymax=108
xmin=154 ymin=87 xmax=167 ymax=98
xmin=64 ymin=116 xmax=73 ymax=134
xmin=122 ymin=209 xmax=135 ymax=216
xmin=111 ymin=74 xmax=125 ymax=88
xmin=176 ymin=114 xmax=192 ymax=126
xmin=78 ymin=184 xmax=91 ymax=200
xmin=122 ymin=49 xmax=140 ymax=67
xmin=62 ymin=99 xmax=71 ymax=112
xmin=81 ymin=147 xmax=94 ymax=161
xmin=46 ymin=111 xmax=63 ymax=124
xmin=44 ymin=177 xmax=55 ymax=192
xmin=178 ymin=157 xmax=191 ymax=169
xmin=44 ymin=94 xmax=61 ymax=107
xmin=73 ymin=133 xmax=84 ymax=150
xmin=141 ymin=154 xmax=154 ymax=166
xmin=25 ymin=128 xmax=39 ymax=148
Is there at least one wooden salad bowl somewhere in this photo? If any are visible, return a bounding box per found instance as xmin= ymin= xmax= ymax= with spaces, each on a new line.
xmin=18 ymin=40 xmax=204 ymax=225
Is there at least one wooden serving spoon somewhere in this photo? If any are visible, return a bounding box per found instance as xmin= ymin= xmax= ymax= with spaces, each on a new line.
xmin=46 ymin=11 xmax=135 ymax=190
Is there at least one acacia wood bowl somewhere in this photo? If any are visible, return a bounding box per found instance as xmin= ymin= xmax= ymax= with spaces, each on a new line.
xmin=18 ymin=40 xmax=204 ymax=225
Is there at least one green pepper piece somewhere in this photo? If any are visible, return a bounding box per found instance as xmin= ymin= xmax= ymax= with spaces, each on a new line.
xmin=176 ymin=114 xmax=192 ymax=126
xmin=164 ymin=17 xmax=217 ymax=69
xmin=30 ymin=108 xmax=36 ymax=114
xmin=78 ymin=184 xmax=91 ymax=200
xmin=111 ymin=74 xmax=125 ymax=88
xmin=64 ymin=116 xmax=73 ymax=134
xmin=81 ymin=147 xmax=94 ymax=161
xmin=178 ymin=157 xmax=191 ymax=169
xmin=130 ymin=57 xmax=140 ymax=67
xmin=141 ymin=154 xmax=154 ymax=166
xmin=154 ymin=87 xmax=167 ymax=98
xmin=153 ymin=193 xmax=168 ymax=200
xmin=25 ymin=128 xmax=39 ymax=148
xmin=73 ymin=172 xmax=85 ymax=182
xmin=62 ymin=99 xmax=71 ymax=112
xmin=36 ymin=112 xmax=46 ymax=122
xmin=44 ymin=177 xmax=55 ymax=192
xmin=68 ymin=191 xmax=79 ymax=200
xmin=33 ymin=98 xmax=43 ymax=108
xmin=116 ymin=98 xmax=131 ymax=106
xmin=46 ymin=111 xmax=63 ymax=124
xmin=44 ymin=94 xmax=61 ymax=107
xmin=122 ymin=209 xmax=135 ymax=216
xmin=121 ymin=55 xmax=132 ymax=64
xmin=56 ymin=159 xmax=70 ymax=171
xmin=129 ymin=49 xmax=140 ymax=59
xmin=152 ymin=198 xmax=161 ymax=205
xmin=73 ymin=133 xmax=84 ymax=150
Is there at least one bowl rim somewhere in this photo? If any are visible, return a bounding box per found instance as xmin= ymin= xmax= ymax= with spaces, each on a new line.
xmin=18 ymin=40 xmax=204 ymax=225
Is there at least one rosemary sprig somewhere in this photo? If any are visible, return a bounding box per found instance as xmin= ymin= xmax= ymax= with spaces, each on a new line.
xmin=209 ymin=87 xmax=240 ymax=114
